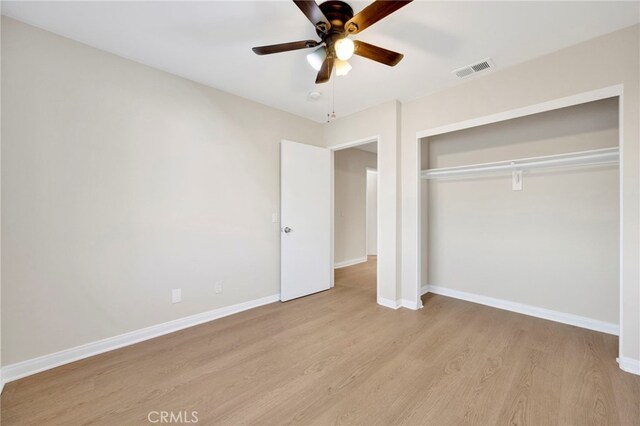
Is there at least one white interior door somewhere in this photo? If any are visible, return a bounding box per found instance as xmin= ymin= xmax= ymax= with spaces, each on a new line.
xmin=280 ymin=140 xmax=331 ymax=301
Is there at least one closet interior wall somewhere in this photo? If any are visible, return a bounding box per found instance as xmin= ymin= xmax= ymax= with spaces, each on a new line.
xmin=421 ymin=97 xmax=620 ymax=324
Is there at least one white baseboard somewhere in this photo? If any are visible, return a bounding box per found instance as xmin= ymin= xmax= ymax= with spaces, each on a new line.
xmin=0 ymin=369 xmax=4 ymax=395
xmin=617 ymin=357 xmax=640 ymax=375
xmin=377 ymin=296 xmax=401 ymax=310
xmin=1 ymin=294 xmax=280 ymax=384
xmin=334 ymin=256 xmax=368 ymax=269
xmin=401 ymin=299 xmax=423 ymax=310
xmin=422 ymin=285 xmax=619 ymax=336
xmin=379 ymin=297 xmax=422 ymax=310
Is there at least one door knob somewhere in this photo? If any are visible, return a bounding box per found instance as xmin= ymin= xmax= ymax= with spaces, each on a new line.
xmin=282 ymin=226 xmax=292 ymax=234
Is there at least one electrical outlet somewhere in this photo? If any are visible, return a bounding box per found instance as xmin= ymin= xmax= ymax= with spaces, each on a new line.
xmin=172 ymin=288 xmax=182 ymax=303
xmin=512 ymin=170 xmax=523 ymax=191
xmin=215 ymin=282 xmax=223 ymax=294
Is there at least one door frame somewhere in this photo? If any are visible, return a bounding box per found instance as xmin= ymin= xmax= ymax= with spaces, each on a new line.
xmin=329 ymin=137 xmax=380 ymax=300
xmin=414 ymin=84 xmax=627 ymax=369
xmin=365 ymin=167 xmax=378 ymax=258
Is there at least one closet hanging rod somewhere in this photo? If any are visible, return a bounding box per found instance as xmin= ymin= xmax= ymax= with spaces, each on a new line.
xmin=421 ymin=147 xmax=619 ymax=179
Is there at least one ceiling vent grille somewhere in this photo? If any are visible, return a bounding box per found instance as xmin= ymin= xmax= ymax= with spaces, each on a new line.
xmin=453 ymin=58 xmax=495 ymax=79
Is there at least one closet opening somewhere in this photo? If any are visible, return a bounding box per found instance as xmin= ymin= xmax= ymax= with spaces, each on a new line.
xmin=419 ymin=95 xmax=621 ymax=345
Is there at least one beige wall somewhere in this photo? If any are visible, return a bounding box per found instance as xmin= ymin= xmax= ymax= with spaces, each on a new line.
xmin=334 ymin=148 xmax=377 ymax=265
xmin=0 ymin=17 xmax=323 ymax=365
xmin=422 ymin=98 xmax=619 ymax=323
xmin=402 ymin=25 xmax=639 ymax=362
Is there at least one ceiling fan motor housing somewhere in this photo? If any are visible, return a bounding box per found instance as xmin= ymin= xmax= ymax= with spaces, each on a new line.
xmin=316 ymin=1 xmax=354 ymax=38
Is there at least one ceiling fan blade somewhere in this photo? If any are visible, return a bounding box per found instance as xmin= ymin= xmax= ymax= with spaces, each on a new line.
xmin=252 ymin=40 xmax=320 ymax=55
xmin=293 ymin=0 xmax=331 ymax=33
xmin=345 ymin=0 xmax=413 ymax=34
xmin=354 ymin=40 xmax=404 ymax=66
xmin=315 ymin=55 xmax=334 ymax=84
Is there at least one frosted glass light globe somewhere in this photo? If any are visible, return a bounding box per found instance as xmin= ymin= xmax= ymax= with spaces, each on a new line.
xmin=335 ymin=60 xmax=352 ymax=76
xmin=334 ymin=38 xmax=355 ymax=61
xmin=306 ymin=47 xmax=327 ymax=71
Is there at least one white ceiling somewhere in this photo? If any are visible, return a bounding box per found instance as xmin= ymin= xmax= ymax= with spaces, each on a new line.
xmin=3 ymin=1 xmax=639 ymax=123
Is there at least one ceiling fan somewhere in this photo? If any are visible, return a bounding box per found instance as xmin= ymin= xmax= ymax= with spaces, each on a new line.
xmin=252 ymin=0 xmax=413 ymax=84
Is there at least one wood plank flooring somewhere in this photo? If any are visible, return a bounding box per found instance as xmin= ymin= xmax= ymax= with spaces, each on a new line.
xmin=2 ymin=256 xmax=639 ymax=425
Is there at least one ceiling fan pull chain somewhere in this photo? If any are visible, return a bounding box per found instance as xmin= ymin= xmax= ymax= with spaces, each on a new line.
xmin=328 ymin=72 xmax=337 ymax=122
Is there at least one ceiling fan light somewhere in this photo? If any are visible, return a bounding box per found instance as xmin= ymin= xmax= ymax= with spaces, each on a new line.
xmin=335 ymin=59 xmax=352 ymax=76
xmin=306 ymin=47 xmax=327 ymax=71
xmin=334 ymin=37 xmax=355 ymax=61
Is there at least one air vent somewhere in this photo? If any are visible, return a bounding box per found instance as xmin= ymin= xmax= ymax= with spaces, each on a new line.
xmin=453 ymin=58 xmax=495 ymax=79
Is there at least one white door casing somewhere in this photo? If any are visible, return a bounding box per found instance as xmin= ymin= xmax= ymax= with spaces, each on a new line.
xmin=366 ymin=169 xmax=378 ymax=256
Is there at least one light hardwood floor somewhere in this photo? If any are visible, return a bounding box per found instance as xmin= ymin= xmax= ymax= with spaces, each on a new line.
xmin=2 ymin=256 xmax=639 ymax=425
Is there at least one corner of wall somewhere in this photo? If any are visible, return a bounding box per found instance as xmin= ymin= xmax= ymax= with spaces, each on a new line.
xmin=394 ymin=100 xmax=403 ymax=300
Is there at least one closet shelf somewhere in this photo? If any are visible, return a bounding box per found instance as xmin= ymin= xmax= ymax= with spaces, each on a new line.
xmin=421 ymin=147 xmax=619 ymax=180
